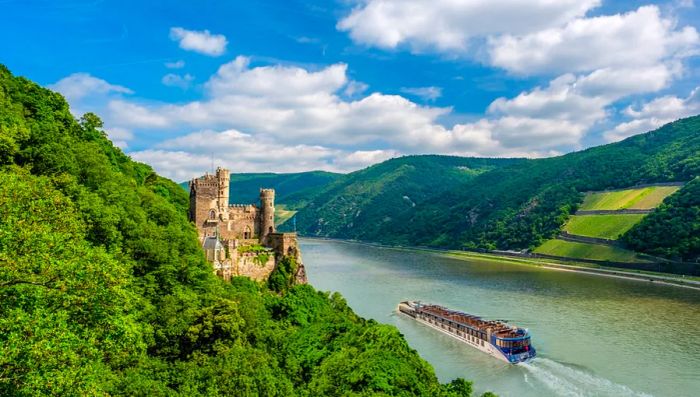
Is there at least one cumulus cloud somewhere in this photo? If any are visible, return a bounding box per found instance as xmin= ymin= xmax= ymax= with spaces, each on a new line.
xmin=335 ymin=2 xmax=698 ymax=146
xmin=126 ymin=58 xmax=592 ymax=160
xmin=49 ymin=73 xmax=132 ymax=102
xmin=162 ymin=73 xmax=194 ymax=89
xmin=129 ymin=129 xmax=400 ymax=179
xmin=400 ymin=86 xmax=442 ymax=101
xmin=488 ymin=6 xmax=699 ymax=75
xmin=338 ymin=0 xmax=600 ymax=52
xmin=604 ymin=87 xmax=700 ymax=142
xmin=169 ymin=27 xmax=228 ymax=56
xmin=51 ymin=48 xmax=694 ymax=180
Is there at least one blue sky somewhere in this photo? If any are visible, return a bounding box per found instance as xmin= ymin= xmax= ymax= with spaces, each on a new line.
xmin=1 ymin=0 xmax=699 ymax=180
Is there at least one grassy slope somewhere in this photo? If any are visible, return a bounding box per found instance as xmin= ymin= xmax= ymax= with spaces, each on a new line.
xmin=564 ymin=214 xmax=646 ymax=240
xmin=580 ymin=186 xmax=680 ymax=210
xmin=534 ymin=239 xmax=648 ymax=263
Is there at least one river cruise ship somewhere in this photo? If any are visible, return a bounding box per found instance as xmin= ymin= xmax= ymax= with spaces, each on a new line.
xmin=398 ymin=301 xmax=536 ymax=364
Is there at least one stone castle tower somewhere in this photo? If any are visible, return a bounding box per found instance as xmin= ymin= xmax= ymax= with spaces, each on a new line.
xmin=259 ymin=188 xmax=275 ymax=244
xmin=188 ymin=167 xmax=306 ymax=284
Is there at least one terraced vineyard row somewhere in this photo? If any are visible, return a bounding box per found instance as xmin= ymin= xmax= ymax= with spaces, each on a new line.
xmin=534 ymin=186 xmax=681 ymax=263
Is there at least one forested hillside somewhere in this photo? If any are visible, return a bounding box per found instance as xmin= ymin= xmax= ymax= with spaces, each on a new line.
xmin=0 ymin=65 xmax=484 ymax=396
xmin=287 ymin=155 xmax=522 ymax=243
xmin=285 ymin=117 xmax=700 ymax=259
xmin=180 ymin=171 xmax=341 ymax=205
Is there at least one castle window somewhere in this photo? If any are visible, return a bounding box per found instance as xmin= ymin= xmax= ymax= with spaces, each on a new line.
xmin=209 ymin=210 xmax=216 ymax=220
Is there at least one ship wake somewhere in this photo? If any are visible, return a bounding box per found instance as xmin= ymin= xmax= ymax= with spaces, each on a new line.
xmin=521 ymin=358 xmax=653 ymax=397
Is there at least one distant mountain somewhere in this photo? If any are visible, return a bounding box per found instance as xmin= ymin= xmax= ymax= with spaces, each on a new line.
xmin=181 ymin=171 xmax=342 ymax=204
xmin=283 ymin=117 xmax=700 ymax=261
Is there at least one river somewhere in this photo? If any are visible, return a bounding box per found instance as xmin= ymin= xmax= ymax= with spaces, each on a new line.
xmin=300 ymin=238 xmax=700 ymax=397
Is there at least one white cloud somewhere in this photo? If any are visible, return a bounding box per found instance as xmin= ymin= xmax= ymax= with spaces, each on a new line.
xmin=162 ymin=73 xmax=195 ymax=89
xmin=338 ymin=0 xmax=600 ymax=52
xmin=49 ymin=73 xmax=132 ymax=102
xmin=169 ymin=27 xmax=228 ymax=56
xmin=93 ymin=57 xmax=572 ymax=178
xmin=52 ymin=50 xmax=695 ymax=179
xmin=488 ymin=6 xmax=699 ymax=75
xmin=400 ymin=86 xmax=442 ymax=101
xmin=204 ymin=56 xmax=347 ymax=97
xmin=108 ymin=100 xmax=170 ymax=128
xmin=343 ymin=80 xmax=369 ymax=97
xmin=165 ymin=60 xmax=185 ymax=69
xmin=604 ymin=87 xmax=700 ymax=142
xmin=129 ymin=129 xmax=400 ymax=179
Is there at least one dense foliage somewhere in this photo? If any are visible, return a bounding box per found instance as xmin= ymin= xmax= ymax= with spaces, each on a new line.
xmin=286 ymin=117 xmax=700 ymax=256
xmin=621 ymin=178 xmax=700 ymax=261
xmin=0 ymin=65 xmax=486 ymax=396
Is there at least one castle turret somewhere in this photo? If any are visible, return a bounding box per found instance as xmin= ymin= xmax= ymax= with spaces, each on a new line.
xmin=259 ymin=188 xmax=275 ymax=244
xmin=216 ymin=167 xmax=230 ymax=219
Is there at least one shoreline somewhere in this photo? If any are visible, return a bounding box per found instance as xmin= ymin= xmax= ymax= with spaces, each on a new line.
xmin=300 ymin=237 xmax=700 ymax=291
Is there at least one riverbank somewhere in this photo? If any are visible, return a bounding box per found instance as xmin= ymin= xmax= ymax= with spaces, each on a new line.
xmin=300 ymin=237 xmax=700 ymax=290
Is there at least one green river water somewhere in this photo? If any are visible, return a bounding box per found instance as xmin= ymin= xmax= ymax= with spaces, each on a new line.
xmin=300 ymin=239 xmax=700 ymax=397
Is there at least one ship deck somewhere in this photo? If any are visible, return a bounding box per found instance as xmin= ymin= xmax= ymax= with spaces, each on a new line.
xmin=417 ymin=304 xmax=522 ymax=338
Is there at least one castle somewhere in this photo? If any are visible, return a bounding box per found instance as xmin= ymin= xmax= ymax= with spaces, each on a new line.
xmin=189 ymin=167 xmax=306 ymax=283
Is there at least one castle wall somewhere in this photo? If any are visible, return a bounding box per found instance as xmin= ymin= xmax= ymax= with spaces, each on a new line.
xmin=235 ymin=252 xmax=276 ymax=281
xmin=217 ymin=205 xmax=261 ymax=241
xmin=269 ymin=232 xmax=307 ymax=283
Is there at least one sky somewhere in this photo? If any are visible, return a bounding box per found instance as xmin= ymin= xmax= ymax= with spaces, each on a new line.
xmin=1 ymin=0 xmax=699 ymax=180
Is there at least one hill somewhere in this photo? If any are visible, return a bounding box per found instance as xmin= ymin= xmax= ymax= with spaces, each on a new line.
xmin=180 ymin=171 xmax=342 ymax=204
xmin=286 ymin=155 xmax=524 ymax=244
xmin=0 ymin=65 xmax=483 ymax=396
xmin=284 ymin=116 xmax=700 ymax=262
